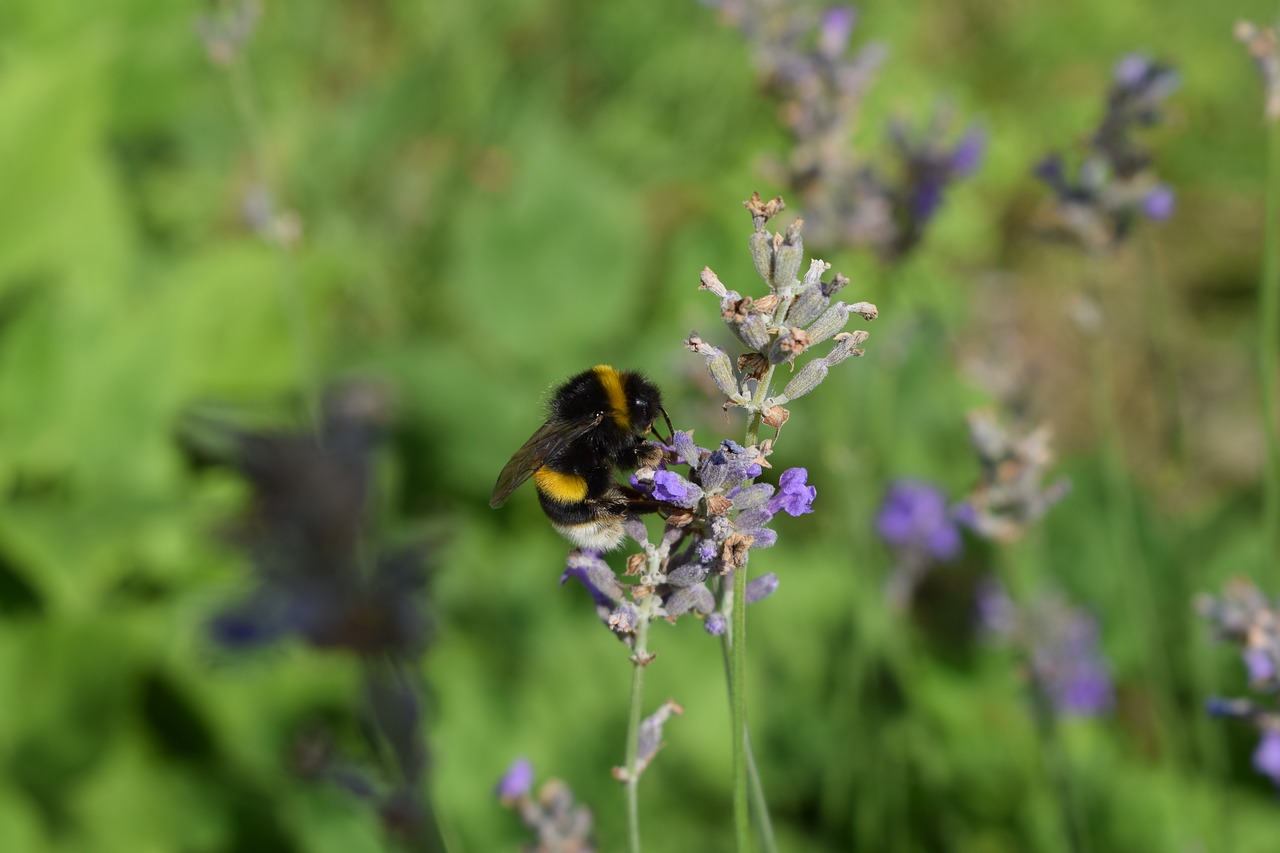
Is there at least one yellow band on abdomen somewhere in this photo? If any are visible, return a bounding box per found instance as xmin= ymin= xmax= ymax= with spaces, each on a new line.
xmin=593 ymin=364 xmax=631 ymax=429
xmin=534 ymin=468 xmax=590 ymax=503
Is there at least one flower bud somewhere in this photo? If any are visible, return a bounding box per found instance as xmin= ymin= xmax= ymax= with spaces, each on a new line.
xmin=771 ymin=220 xmax=804 ymax=291
xmin=766 ymin=326 xmax=809 ymax=364
xmin=664 ymin=584 xmax=715 ymax=619
xmin=822 ymin=272 xmax=851 ymax=297
xmin=848 ymin=301 xmax=878 ymax=321
xmin=745 ymin=573 xmax=780 ymax=604
xmin=671 ymin=430 xmax=702 ymax=470
xmin=772 ymin=359 xmax=827 ymax=405
xmin=699 ymin=267 xmax=732 ymax=298
xmin=749 ymin=229 xmax=774 ymax=285
xmin=734 ymin=312 xmax=771 ymax=350
xmin=825 ymin=330 xmax=870 ymax=366
xmin=805 ymin=302 xmax=853 ymax=345
xmin=787 ymin=285 xmax=830 ymax=328
xmin=686 ymin=334 xmax=743 ymax=399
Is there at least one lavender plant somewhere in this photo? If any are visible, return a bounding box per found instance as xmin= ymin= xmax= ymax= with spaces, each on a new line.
xmin=497 ymin=758 xmax=597 ymax=852
xmin=958 ymin=410 xmax=1071 ymax=543
xmin=702 ymin=1 xmax=982 ymax=259
xmin=875 ymin=479 xmax=964 ymax=610
xmin=1198 ymin=579 xmax=1280 ymax=790
xmin=181 ymin=383 xmax=439 ymax=848
xmin=553 ymin=193 xmax=877 ymax=851
xmin=1033 ymin=54 xmax=1178 ymax=251
xmin=978 ymin=579 xmax=1115 ymax=717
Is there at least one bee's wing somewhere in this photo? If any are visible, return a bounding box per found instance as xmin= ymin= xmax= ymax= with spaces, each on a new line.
xmin=489 ymin=413 xmax=604 ymax=508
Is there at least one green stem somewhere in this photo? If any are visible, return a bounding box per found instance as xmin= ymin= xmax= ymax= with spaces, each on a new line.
xmin=1260 ymin=117 xmax=1280 ymax=568
xmin=624 ymin=590 xmax=658 ymax=853
xmin=730 ymin=564 xmax=750 ymax=852
xmin=719 ymin=617 xmax=778 ymax=853
xmin=223 ymin=55 xmax=321 ymax=431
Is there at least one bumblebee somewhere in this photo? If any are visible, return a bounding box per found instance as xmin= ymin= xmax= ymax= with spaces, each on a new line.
xmin=490 ymin=365 xmax=671 ymax=552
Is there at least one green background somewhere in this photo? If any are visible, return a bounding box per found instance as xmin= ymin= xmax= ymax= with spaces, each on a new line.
xmin=1 ymin=0 xmax=1278 ymax=850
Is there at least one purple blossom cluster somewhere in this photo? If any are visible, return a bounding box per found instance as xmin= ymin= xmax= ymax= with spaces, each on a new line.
xmin=876 ymin=479 xmax=965 ymax=609
xmin=702 ymin=2 xmax=982 ymax=258
xmin=978 ymin=579 xmax=1115 ymax=717
xmin=1198 ymin=578 xmax=1280 ymax=789
xmin=496 ymin=758 xmax=596 ymax=852
xmin=563 ymin=432 xmax=813 ymax=638
xmin=1034 ymin=54 xmax=1179 ymax=250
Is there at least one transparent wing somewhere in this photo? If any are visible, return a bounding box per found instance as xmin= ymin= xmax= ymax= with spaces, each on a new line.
xmin=489 ymin=413 xmax=603 ymax=507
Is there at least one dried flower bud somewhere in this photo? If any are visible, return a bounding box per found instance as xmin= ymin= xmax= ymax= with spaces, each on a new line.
xmin=801 ymin=258 xmax=830 ymax=290
xmin=699 ymin=267 xmax=732 ymax=298
xmin=1236 ymin=21 xmax=1280 ymax=123
xmin=772 ymin=220 xmax=804 ymax=291
xmin=686 ymin=333 xmax=743 ymax=399
xmin=733 ymin=312 xmax=772 ymax=350
xmin=744 ymin=191 xmax=786 ymax=227
xmin=822 ymin=273 xmax=851 ymax=297
xmin=705 ymin=494 xmax=734 ymax=516
xmin=737 ymin=352 xmax=769 ymax=380
xmin=766 ymin=326 xmax=810 ymax=364
xmin=749 ymin=229 xmax=775 ymax=285
xmin=805 ymin=301 xmax=853 ymax=344
xmin=787 ymin=285 xmax=830 ymax=328
xmin=771 ymin=360 xmax=826 ymax=405
xmin=762 ymin=405 xmax=790 ymax=429
xmin=825 ymin=330 xmax=869 ymax=365
xmin=754 ymin=293 xmax=781 ymax=315
xmin=721 ymin=533 xmax=755 ymax=569
xmin=848 ymin=301 xmax=878 ymax=321
xmin=625 ymin=553 xmax=646 ymax=576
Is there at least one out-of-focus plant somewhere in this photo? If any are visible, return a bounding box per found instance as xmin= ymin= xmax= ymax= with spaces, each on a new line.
xmin=181 ymin=383 xmax=440 ymax=849
xmin=702 ymin=1 xmax=983 ymax=260
xmin=1235 ymin=21 xmax=1280 ymax=572
xmin=497 ymin=758 xmax=597 ymax=853
xmin=1199 ymin=578 xmax=1280 ymax=790
xmin=875 ymin=479 xmax=964 ymax=610
xmin=1033 ymin=54 xmax=1179 ymax=251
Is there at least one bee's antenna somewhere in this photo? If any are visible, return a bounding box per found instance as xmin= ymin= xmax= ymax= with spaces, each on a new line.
xmin=655 ymin=406 xmax=675 ymax=444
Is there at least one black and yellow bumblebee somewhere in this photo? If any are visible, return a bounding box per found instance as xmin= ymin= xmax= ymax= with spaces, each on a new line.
xmin=489 ymin=365 xmax=671 ymax=552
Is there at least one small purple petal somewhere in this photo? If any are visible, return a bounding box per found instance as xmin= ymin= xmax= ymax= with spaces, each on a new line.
xmin=950 ymin=128 xmax=986 ymax=176
xmin=672 ymin=431 xmax=702 ymax=470
xmin=496 ymin=757 xmax=534 ymax=800
xmin=1255 ymin=731 xmax=1280 ymax=787
xmin=704 ymin=612 xmax=727 ymax=636
xmin=1114 ymin=53 xmax=1152 ymax=88
xmin=818 ymin=6 xmax=857 ymax=57
xmin=745 ymin=573 xmax=779 ymax=604
xmin=1244 ymin=647 xmax=1276 ymax=683
xmin=1141 ymin=185 xmax=1175 ymax=221
xmin=653 ymin=470 xmax=702 ymax=507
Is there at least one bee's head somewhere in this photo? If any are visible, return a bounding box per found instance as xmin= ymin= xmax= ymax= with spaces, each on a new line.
xmin=622 ymin=374 xmax=670 ymax=440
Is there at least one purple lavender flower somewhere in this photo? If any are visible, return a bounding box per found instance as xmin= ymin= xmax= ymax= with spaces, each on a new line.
xmin=979 ymin=580 xmax=1114 ymax=717
xmin=768 ymin=468 xmax=816 ymax=516
xmin=1255 ymin=731 xmax=1280 ymax=788
xmin=817 ymin=6 xmax=857 ymax=58
xmin=497 ymin=757 xmax=535 ymax=801
xmin=652 ymin=469 xmax=704 ymax=508
xmin=745 ymin=573 xmax=780 ymax=604
xmin=1035 ymin=54 xmax=1178 ymax=249
xmin=1245 ymin=647 xmax=1277 ymax=684
xmin=1142 ymin=184 xmax=1175 ymax=220
xmin=704 ymin=612 xmax=728 ymax=636
xmin=876 ymin=479 xmax=962 ymax=561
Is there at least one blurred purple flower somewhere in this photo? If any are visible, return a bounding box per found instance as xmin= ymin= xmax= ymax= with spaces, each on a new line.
xmin=876 ymin=480 xmax=962 ymax=561
xmin=704 ymin=612 xmax=728 ymax=636
xmin=1142 ymin=184 xmax=1175 ymax=220
xmin=1255 ymin=731 xmax=1280 ymax=787
xmin=745 ymin=573 xmax=780 ymax=604
xmin=818 ymin=5 xmax=857 ymax=58
xmin=497 ymin=758 xmax=535 ymax=801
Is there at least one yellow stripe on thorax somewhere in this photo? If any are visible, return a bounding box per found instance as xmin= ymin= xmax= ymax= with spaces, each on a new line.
xmin=534 ymin=468 xmax=589 ymax=503
xmin=593 ymin=364 xmax=631 ymax=429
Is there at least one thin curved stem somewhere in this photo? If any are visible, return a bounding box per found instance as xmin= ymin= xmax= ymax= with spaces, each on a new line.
xmin=624 ymin=583 xmax=660 ymax=853
xmin=1259 ymin=117 xmax=1280 ymax=569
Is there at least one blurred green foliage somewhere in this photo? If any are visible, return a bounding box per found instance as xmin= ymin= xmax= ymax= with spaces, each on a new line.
xmin=2 ymin=0 xmax=1280 ymax=850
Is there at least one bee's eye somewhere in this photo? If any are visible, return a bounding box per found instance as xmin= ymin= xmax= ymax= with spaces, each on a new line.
xmin=633 ymin=397 xmax=651 ymax=422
